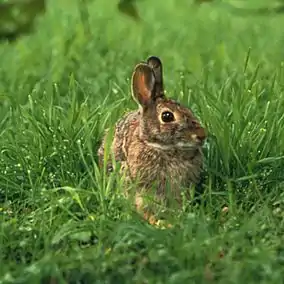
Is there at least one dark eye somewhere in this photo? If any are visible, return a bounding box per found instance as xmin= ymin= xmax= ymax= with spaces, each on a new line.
xmin=161 ymin=111 xmax=175 ymax=123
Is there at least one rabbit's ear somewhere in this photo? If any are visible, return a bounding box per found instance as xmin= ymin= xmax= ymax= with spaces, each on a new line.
xmin=147 ymin=56 xmax=165 ymax=98
xmin=131 ymin=63 xmax=156 ymax=107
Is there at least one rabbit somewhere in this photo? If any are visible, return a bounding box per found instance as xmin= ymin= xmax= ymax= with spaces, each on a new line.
xmin=98 ymin=56 xmax=207 ymax=224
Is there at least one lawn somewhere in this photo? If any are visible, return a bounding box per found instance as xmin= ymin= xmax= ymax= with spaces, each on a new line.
xmin=0 ymin=0 xmax=284 ymax=283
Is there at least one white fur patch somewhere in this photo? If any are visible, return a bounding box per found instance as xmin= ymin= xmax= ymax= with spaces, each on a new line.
xmin=145 ymin=142 xmax=173 ymax=150
xmin=145 ymin=141 xmax=196 ymax=150
xmin=176 ymin=142 xmax=196 ymax=148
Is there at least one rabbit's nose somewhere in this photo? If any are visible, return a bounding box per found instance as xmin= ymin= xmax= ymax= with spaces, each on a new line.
xmin=195 ymin=127 xmax=207 ymax=142
xmin=191 ymin=119 xmax=201 ymax=128
xmin=191 ymin=120 xmax=207 ymax=142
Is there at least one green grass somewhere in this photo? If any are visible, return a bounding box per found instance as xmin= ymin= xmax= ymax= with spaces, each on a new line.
xmin=0 ymin=0 xmax=284 ymax=283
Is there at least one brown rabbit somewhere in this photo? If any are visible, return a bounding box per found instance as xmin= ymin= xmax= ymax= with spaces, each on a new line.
xmin=98 ymin=56 xmax=207 ymax=224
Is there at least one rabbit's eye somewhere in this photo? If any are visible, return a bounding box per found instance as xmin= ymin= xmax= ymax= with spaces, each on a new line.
xmin=161 ymin=111 xmax=175 ymax=123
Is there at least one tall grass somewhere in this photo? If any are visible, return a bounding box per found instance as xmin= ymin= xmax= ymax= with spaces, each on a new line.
xmin=0 ymin=0 xmax=283 ymax=283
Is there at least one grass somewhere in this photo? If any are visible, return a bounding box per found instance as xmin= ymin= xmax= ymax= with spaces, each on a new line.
xmin=0 ymin=0 xmax=284 ymax=283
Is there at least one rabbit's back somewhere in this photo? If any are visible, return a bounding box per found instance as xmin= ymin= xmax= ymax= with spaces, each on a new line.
xmin=112 ymin=110 xmax=141 ymax=162
xmin=97 ymin=110 xmax=141 ymax=169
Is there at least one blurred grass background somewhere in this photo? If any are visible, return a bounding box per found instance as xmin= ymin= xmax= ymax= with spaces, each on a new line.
xmin=0 ymin=0 xmax=284 ymax=283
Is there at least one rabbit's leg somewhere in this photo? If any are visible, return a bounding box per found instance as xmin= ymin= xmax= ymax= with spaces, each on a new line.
xmin=135 ymin=192 xmax=172 ymax=227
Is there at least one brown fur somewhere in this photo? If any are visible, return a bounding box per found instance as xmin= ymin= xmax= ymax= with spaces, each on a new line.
xmin=98 ymin=56 xmax=207 ymax=223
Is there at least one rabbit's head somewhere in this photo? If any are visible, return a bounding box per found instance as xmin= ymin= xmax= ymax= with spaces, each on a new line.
xmin=131 ymin=56 xmax=206 ymax=150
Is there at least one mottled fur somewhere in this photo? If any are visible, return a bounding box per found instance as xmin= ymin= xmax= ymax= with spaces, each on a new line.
xmin=98 ymin=56 xmax=207 ymax=223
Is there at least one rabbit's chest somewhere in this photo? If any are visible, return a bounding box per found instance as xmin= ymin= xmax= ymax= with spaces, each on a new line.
xmin=126 ymin=145 xmax=202 ymax=189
